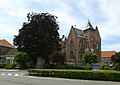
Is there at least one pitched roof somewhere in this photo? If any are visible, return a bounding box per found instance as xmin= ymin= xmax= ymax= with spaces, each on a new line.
xmin=0 ymin=39 xmax=15 ymax=48
xmin=85 ymin=20 xmax=94 ymax=29
xmin=6 ymin=48 xmax=18 ymax=55
xmin=0 ymin=45 xmax=18 ymax=56
xmin=74 ymin=28 xmax=83 ymax=36
xmin=101 ymin=51 xmax=116 ymax=58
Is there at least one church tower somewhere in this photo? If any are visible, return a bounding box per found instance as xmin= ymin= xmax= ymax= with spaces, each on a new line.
xmin=83 ymin=21 xmax=101 ymax=62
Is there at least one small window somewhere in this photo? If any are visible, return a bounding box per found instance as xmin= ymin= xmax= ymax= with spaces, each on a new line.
xmin=101 ymin=58 xmax=104 ymax=60
xmin=105 ymin=58 xmax=108 ymax=60
xmin=85 ymin=42 xmax=89 ymax=48
xmin=6 ymin=59 xmax=10 ymax=63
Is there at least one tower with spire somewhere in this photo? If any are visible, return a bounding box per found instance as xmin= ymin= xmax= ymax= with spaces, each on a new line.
xmin=64 ymin=20 xmax=101 ymax=66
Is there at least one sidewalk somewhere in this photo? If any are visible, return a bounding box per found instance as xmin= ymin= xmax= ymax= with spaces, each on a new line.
xmin=0 ymin=69 xmax=20 ymax=72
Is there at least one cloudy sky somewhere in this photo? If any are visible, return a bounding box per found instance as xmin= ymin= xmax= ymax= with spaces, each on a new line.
xmin=0 ymin=0 xmax=120 ymax=51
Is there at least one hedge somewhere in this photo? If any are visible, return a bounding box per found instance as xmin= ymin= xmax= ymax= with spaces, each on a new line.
xmin=43 ymin=64 xmax=91 ymax=70
xmin=28 ymin=69 xmax=120 ymax=81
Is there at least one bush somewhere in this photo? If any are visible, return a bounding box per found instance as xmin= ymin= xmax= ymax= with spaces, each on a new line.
xmin=75 ymin=66 xmax=92 ymax=70
xmin=100 ymin=65 xmax=110 ymax=70
xmin=43 ymin=64 xmax=91 ymax=70
xmin=111 ymin=63 xmax=120 ymax=71
xmin=5 ymin=64 xmax=16 ymax=69
xmin=28 ymin=69 xmax=120 ymax=81
xmin=0 ymin=63 xmax=7 ymax=68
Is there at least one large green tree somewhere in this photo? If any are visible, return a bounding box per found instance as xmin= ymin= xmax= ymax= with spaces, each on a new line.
xmin=83 ymin=52 xmax=98 ymax=65
xmin=13 ymin=12 xmax=61 ymax=67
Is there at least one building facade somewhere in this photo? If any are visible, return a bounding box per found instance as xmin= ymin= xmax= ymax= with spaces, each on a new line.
xmin=64 ymin=21 xmax=101 ymax=66
xmin=0 ymin=39 xmax=18 ymax=64
xmin=101 ymin=51 xmax=116 ymax=65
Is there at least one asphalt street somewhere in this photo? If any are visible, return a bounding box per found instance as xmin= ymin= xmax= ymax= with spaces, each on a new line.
xmin=0 ymin=70 xmax=120 ymax=85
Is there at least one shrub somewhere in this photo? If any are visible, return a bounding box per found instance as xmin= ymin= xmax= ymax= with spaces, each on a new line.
xmin=28 ymin=69 xmax=120 ymax=81
xmin=100 ymin=65 xmax=110 ymax=70
xmin=111 ymin=63 xmax=120 ymax=71
xmin=75 ymin=66 xmax=92 ymax=70
xmin=5 ymin=64 xmax=15 ymax=69
xmin=0 ymin=63 xmax=7 ymax=68
xmin=43 ymin=64 xmax=91 ymax=70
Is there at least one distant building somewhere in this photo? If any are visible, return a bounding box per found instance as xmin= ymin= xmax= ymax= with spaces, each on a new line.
xmin=101 ymin=51 xmax=116 ymax=65
xmin=63 ymin=21 xmax=101 ymax=66
xmin=0 ymin=39 xmax=18 ymax=64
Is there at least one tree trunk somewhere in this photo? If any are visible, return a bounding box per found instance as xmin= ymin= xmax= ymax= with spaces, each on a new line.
xmin=36 ymin=57 xmax=44 ymax=68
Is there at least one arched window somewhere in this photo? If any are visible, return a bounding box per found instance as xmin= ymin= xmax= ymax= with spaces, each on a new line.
xmin=85 ymin=37 xmax=89 ymax=52
xmin=96 ymin=41 xmax=99 ymax=49
xmin=79 ymin=39 xmax=82 ymax=49
xmin=91 ymin=37 xmax=94 ymax=48
xmin=70 ymin=54 xmax=74 ymax=59
xmin=85 ymin=41 xmax=89 ymax=49
xmin=70 ymin=39 xmax=74 ymax=50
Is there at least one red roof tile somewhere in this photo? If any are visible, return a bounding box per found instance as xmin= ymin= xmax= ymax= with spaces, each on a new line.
xmin=0 ymin=39 xmax=15 ymax=48
xmin=101 ymin=51 xmax=116 ymax=58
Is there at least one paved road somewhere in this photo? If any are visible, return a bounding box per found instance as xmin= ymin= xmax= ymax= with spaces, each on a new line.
xmin=0 ymin=74 xmax=120 ymax=85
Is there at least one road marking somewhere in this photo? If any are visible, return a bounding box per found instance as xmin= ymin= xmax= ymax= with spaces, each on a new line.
xmin=1 ymin=73 xmax=5 ymax=75
xmin=15 ymin=74 xmax=19 ymax=76
xmin=8 ymin=73 xmax=12 ymax=76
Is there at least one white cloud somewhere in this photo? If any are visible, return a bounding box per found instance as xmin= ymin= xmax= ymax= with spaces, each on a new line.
xmin=98 ymin=0 xmax=120 ymax=39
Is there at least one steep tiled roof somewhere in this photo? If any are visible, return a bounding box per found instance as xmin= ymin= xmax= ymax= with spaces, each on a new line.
xmin=0 ymin=39 xmax=15 ymax=48
xmin=101 ymin=51 xmax=116 ymax=58
xmin=74 ymin=28 xmax=83 ymax=36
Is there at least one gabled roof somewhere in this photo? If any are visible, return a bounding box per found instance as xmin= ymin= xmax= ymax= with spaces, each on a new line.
xmin=101 ymin=51 xmax=116 ymax=58
xmin=0 ymin=46 xmax=18 ymax=56
xmin=71 ymin=26 xmax=83 ymax=37
xmin=0 ymin=39 xmax=15 ymax=48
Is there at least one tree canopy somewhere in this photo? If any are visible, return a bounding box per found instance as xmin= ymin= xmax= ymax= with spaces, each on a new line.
xmin=111 ymin=52 xmax=120 ymax=71
xmin=111 ymin=52 xmax=120 ymax=63
xmin=50 ymin=51 xmax=65 ymax=64
xmin=83 ymin=52 xmax=98 ymax=65
xmin=13 ymin=12 xmax=61 ymax=64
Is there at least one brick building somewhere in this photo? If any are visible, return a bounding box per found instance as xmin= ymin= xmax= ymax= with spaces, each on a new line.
xmin=63 ymin=21 xmax=101 ymax=66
